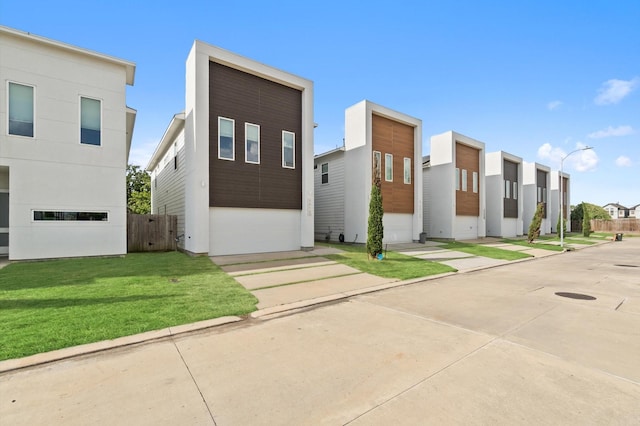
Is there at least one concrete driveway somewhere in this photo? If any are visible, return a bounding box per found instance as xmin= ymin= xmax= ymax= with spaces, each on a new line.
xmin=1 ymin=238 xmax=639 ymax=425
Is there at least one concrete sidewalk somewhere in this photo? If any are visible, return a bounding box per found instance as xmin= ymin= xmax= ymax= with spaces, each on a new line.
xmin=1 ymin=236 xmax=638 ymax=424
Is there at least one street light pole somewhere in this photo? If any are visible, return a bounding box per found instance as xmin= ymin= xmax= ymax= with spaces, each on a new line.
xmin=560 ymin=146 xmax=593 ymax=249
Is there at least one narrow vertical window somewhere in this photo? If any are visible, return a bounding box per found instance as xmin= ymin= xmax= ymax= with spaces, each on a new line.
xmin=455 ymin=168 xmax=460 ymax=190
xmin=505 ymin=180 xmax=511 ymax=198
xmin=403 ymin=157 xmax=411 ymax=184
xmin=461 ymin=169 xmax=468 ymax=191
xmin=385 ymin=153 xmax=393 ymax=182
xmin=472 ymin=172 xmax=478 ymax=193
xmin=80 ymin=97 xmax=101 ymax=145
xmin=245 ymin=123 xmax=260 ymax=164
xmin=513 ymin=182 xmax=517 ymax=200
xmin=373 ymin=151 xmax=382 ymax=182
xmin=282 ymin=131 xmax=295 ymax=168
xmin=543 ymin=188 xmax=547 ymax=203
xmin=218 ymin=117 xmax=235 ymax=160
xmin=321 ymin=163 xmax=329 ymax=184
xmin=8 ymin=82 xmax=34 ymax=137
xmin=537 ymin=187 xmax=542 ymax=202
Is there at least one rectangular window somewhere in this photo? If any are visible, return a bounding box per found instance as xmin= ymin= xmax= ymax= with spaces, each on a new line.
xmin=321 ymin=163 xmax=329 ymax=184
xmin=218 ymin=117 xmax=235 ymax=160
xmin=455 ymin=168 xmax=460 ymax=190
xmin=461 ymin=169 xmax=468 ymax=192
xmin=543 ymin=188 xmax=547 ymax=203
xmin=245 ymin=123 xmax=260 ymax=164
xmin=472 ymin=172 xmax=478 ymax=193
xmin=385 ymin=153 xmax=393 ymax=182
xmin=403 ymin=157 xmax=411 ymax=184
xmin=537 ymin=187 xmax=542 ymax=203
xmin=80 ymin=97 xmax=101 ymax=145
xmin=33 ymin=211 xmax=108 ymax=221
xmin=8 ymin=82 xmax=34 ymax=137
xmin=373 ymin=151 xmax=382 ymax=181
xmin=513 ymin=182 xmax=518 ymax=200
xmin=282 ymin=131 xmax=295 ymax=168
xmin=505 ymin=180 xmax=511 ymax=198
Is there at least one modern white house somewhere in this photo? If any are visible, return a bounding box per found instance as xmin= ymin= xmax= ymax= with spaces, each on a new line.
xmin=0 ymin=25 xmax=136 ymax=260
xmin=550 ymin=170 xmax=571 ymax=233
xmin=522 ymin=162 xmax=551 ymax=235
xmin=485 ymin=151 xmax=523 ymax=238
xmin=314 ymin=100 xmax=422 ymax=244
xmin=148 ymin=40 xmax=314 ymax=256
xmin=423 ymin=131 xmax=486 ymax=240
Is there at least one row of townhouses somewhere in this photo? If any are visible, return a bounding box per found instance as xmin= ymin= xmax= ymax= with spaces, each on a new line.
xmin=0 ymin=26 xmax=572 ymax=260
xmin=602 ymin=203 xmax=640 ymax=219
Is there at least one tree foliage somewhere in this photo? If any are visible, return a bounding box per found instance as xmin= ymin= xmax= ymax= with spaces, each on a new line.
xmin=527 ymin=202 xmax=544 ymax=243
xmin=126 ymin=164 xmax=151 ymax=214
xmin=367 ymin=166 xmax=384 ymax=259
xmin=556 ymin=213 xmax=566 ymax=236
xmin=582 ymin=202 xmax=592 ymax=237
xmin=570 ymin=202 xmax=611 ymax=222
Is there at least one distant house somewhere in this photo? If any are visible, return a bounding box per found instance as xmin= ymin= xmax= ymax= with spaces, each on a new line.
xmin=522 ymin=162 xmax=551 ymax=235
xmin=148 ymin=40 xmax=314 ymax=256
xmin=0 ymin=25 xmax=136 ymax=260
xmin=485 ymin=151 xmax=523 ymax=238
xmin=314 ymin=100 xmax=422 ymax=244
xmin=423 ymin=131 xmax=486 ymax=240
xmin=603 ymin=203 xmax=629 ymax=219
xmin=630 ymin=204 xmax=639 ymax=218
xmin=550 ymin=170 xmax=571 ymax=233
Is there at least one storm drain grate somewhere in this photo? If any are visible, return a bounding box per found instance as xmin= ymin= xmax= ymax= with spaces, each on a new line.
xmin=555 ymin=292 xmax=596 ymax=301
xmin=614 ymin=264 xmax=638 ymax=268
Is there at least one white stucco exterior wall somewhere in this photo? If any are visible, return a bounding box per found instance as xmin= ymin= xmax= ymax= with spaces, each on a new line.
xmin=485 ymin=151 xmax=523 ymax=237
xmin=0 ymin=26 xmax=134 ymax=260
xmin=522 ymin=162 xmax=552 ymax=236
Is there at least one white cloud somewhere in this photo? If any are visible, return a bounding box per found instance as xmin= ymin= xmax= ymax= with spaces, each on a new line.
xmin=594 ymin=77 xmax=639 ymax=105
xmin=587 ymin=125 xmax=634 ymax=139
xmin=128 ymin=138 xmax=160 ymax=168
xmin=537 ymin=142 xmax=599 ymax=172
xmin=547 ymin=100 xmax=562 ymax=111
xmin=615 ymin=156 xmax=632 ymax=167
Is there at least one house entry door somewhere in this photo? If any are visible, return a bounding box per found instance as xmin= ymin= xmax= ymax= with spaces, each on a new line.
xmin=0 ymin=192 xmax=8 ymax=256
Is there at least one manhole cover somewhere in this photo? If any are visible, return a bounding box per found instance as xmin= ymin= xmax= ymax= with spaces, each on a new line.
xmin=555 ymin=292 xmax=596 ymax=300
xmin=614 ymin=264 xmax=638 ymax=268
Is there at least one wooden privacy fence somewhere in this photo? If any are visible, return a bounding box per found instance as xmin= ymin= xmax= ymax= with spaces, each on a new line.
xmin=127 ymin=214 xmax=178 ymax=252
xmin=590 ymin=219 xmax=640 ymax=233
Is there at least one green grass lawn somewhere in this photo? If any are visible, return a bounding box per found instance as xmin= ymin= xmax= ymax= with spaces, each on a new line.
xmin=500 ymin=238 xmax=565 ymax=251
xmin=0 ymin=252 xmax=257 ymax=361
xmin=318 ymin=243 xmax=456 ymax=280
xmin=441 ymin=242 xmax=532 ymax=260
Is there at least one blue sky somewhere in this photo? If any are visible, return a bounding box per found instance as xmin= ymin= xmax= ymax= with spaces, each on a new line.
xmin=2 ymin=1 xmax=639 ymax=207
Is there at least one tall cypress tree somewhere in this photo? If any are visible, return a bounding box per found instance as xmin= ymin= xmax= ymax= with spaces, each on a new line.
xmin=367 ymin=158 xmax=384 ymax=258
xmin=582 ymin=201 xmax=591 ymax=237
xmin=528 ymin=202 xmax=544 ymax=243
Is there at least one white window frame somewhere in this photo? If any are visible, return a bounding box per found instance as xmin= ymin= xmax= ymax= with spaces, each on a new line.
xmin=403 ymin=157 xmax=411 ymax=184
xmin=472 ymin=172 xmax=478 ymax=193
xmin=513 ymin=182 xmax=518 ymax=200
xmin=7 ymin=81 xmax=36 ymax=138
xmin=385 ymin=153 xmax=393 ymax=182
xmin=244 ymin=122 xmax=260 ymax=164
xmin=79 ymin=95 xmax=102 ymax=146
xmin=218 ymin=116 xmax=235 ymax=161
xmin=32 ymin=210 xmax=109 ymax=222
xmin=461 ymin=169 xmax=468 ymax=192
xmin=282 ymin=130 xmax=295 ymax=169
xmin=455 ymin=168 xmax=460 ymax=190
xmin=321 ymin=163 xmax=329 ymax=184
xmin=505 ymin=180 xmax=511 ymax=198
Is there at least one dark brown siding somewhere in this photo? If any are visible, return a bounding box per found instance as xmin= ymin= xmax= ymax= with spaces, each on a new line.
xmin=561 ymin=176 xmax=568 ymax=217
xmin=537 ymin=169 xmax=548 ymax=219
xmin=371 ymin=114 xmax=414 ymax=214
xmin=455 ymin=142 xmax=480 ymax=216
xmin=209 ymin=62 xmax=302 ymax=209
xmin=503 ymin=160 xmax=518 ymax=218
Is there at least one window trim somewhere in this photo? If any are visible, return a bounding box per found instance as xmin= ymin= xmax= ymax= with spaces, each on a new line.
xmin=321 ymin=162 xmax=329 ymax=184
xmin=218 ymin=116 xmax=235 ymax=161
xmin=461 ymin=169 xmax=468 ymax=192
xmin=385 ymin=153 xmax=393 ymax=182
xmin=282 ymin=130 xmax=295 ymax=169
xmin=7 ymin=81 xmax=36 ymax=138
xmin=244 ymin=122 xmax=260 ymax=164
xmin=513 ymin=182 xmax=518 ymax=200
xmin=79 ymin=95 xmax=102 ymax=146
xmin=403 ymin=157 xmax=411 ymax=184
xmin=505 ymin=179 xmax=511 ymax=198
xmin=472 ymin=171 xmax=478 ymax=193
xmin=32 ymin=210 xmax=109 ymax=222
xmin=455 ymin=168 xmax=460 ymax=191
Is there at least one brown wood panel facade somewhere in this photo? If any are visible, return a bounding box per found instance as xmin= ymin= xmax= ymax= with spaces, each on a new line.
xmin=371 ymin=114 xmax=414 ymax=214
xmin=503 ymin=160 xmax=518 ymax=218
xmin=209 ymin=62 xmax=302 ymax=209
xmin=536 ymin=169 xmax=548 ymax=218
xmin=455 ymin=142 xmax=480 ymax=216
xmin=560 ymin=176 xmax=568 ymax=217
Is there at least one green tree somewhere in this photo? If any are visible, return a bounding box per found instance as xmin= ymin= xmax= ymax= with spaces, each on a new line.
xmin=571 ymin=202 xmax=611 ymax=222
xmin=582 ymin=202 xmax=592 ymax=237
xmin=367 ymin=164 xmax=384 ymax=259
xmin=527 ymin=202 xmax=544 ymax=243
xmin=556 ymin=213 xmax=566 ymax=236
xmin=126 ymin=164 xmax=151 ymax=214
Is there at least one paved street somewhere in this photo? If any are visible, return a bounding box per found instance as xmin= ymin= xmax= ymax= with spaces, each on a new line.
xmin=1 ymin=238 xmax=639 ymax=425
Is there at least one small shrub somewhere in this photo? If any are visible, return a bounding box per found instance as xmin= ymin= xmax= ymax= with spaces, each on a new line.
xmin=528 ymin=202 xmax=544 ymax=243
